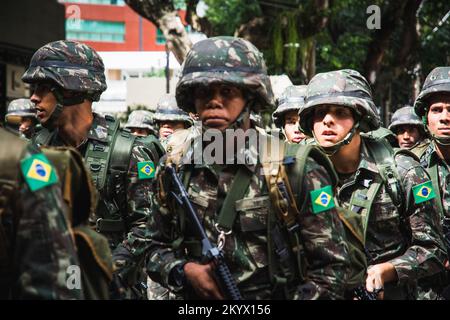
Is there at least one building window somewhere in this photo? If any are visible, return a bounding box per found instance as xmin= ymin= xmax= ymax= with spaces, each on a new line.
xmin=66 ymin=19 xmax=125 ymax=42
xmin=60 ymin=0 xmax=125 ymax=5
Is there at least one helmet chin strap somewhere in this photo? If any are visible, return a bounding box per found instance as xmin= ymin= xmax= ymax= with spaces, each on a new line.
xmin=42 ymin=87 xmax=86 ymax=130
xmin=313 ymin=122 xmax=359 ymax=156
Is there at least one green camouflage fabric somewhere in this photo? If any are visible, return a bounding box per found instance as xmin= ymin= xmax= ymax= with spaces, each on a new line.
xmin=176 ymin=36 xmax=274 ymax=113
xmin=272 ymin=85 xmax=307 ymax=128
xmin=22 ymin=40 xmax=107 ymax=101
xmin=0 ymin=128 xmax=82 ymax=299
xmin=388 ymin=106 xmax=424 ymax=133
xmin=154 ymin=94 xmax=193 ymax=125
xmin=415 ymin=141 xmax=450 ymax=254
xmin=414 ymin=67 xmax=450 ymax=118
xmin=335 ymin=137 xmax=446 ymax=299
xmin=6 ymin=98 xmax=36 ymax=119
xmin=300 ymin=69 xmax=380 ymax=135
xmin=141 ymin=132 xmax=350 ymax=300
xmin=363 ymin=127 xmax=399 ymax=148
xmin=125 ymin=110 xmax=155 ymax=130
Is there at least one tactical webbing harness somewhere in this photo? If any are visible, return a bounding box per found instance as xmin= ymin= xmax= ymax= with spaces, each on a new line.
xmin=84 ymin=115 xmax=136 ymax=234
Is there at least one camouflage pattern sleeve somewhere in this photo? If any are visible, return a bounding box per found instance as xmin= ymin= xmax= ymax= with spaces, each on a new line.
xmin=112 ymin=139 xmax=160 ymax=287
xmin=13 ymin=145 xmax=81 ymax=299
xmin=293 ymin=157 xmax=350 ymax=300
xmin=388 ymin=154 xmax=446 ymax=285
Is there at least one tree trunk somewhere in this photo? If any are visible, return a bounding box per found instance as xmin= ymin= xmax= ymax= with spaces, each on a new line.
xmin=125 ymin=0 xmax=193 ymax=63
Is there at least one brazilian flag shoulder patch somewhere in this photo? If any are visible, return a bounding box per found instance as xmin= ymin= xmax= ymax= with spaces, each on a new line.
xmin=310 ymin=185 xmax=336 ymax=214
xmin=137 ymin=161 xmax=155 ymax=180
xmin=20 ymin=153 xmax=58 ymax=191
xmin=412 ymin=180 xmax=436 ymax=204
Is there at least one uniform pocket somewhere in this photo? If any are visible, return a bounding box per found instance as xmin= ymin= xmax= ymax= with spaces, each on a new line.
xmin=237 ymin=196 xmax=270 ymax=232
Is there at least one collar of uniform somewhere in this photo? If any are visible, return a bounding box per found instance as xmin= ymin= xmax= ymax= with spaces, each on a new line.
xmin=427 ymin=140 xmax=450 ymax=169
xmin=87 ymin=113 xmax=109 ymax=143
xmin=357 ymin=140 xmax=380 ymax=175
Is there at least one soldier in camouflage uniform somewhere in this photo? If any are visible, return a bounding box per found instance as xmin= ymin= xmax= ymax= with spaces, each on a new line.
xmin=412 ymin=67 xmax=450 ymax=298
xmin=125 ymin=110 xmax=157 ymax=137
xmin=272 ymin=85 xmax=307 ymax=144
xmin=0 ymin=126 xmax=81 ymax=299
xmin=299 ymin=69 xmax=447 ymax=299
xmin=140 ymin=36 xmax=350 ymax=300
xmin=389 ymin=106 xmax=427 ymax=149
xmin=5 ymin=98 xmax=38 ymax=139
xmin=153 ymin=94 xmax=193 ymax=149
xmin=21 ymin=40 xmax=164 ymax=298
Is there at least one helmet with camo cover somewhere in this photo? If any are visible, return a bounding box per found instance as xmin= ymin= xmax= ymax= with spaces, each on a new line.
xmin=125 ymin=110 xmax=154 ymax=130
xmin=414 ymin=67 xmax=450 ymax=118
xmin=300 ymin=69 xmax=380 ymax=136
xmin=414 ymin=67 xmax=450 ymax=145
xmin=22 ymin=40 xmax=107 ymax=101
xmin=388 ymin=106 xmax=424 ymax=133
xmin=299 ymin=69 xmax=379 ymax=155
xmin=176 ymin=36 xmax=274 ymax=114
xmin=6 ymin=98 xmax=36 ymax=122
xmin=154 ymin=94 xmax=193 ymax=126
xmin=272 ymin=85 xmax=307 ymax=128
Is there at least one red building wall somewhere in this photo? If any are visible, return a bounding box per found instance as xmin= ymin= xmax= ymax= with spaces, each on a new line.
xmin=64 ymin=3 xmax=185 ymax=52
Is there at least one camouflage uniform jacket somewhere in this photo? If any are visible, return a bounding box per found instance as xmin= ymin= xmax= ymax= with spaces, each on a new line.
xmin=32 ymin=113 xmax=162 ymax=248
xmin=144 ymin=130 xmax=350 ymax=300
xmin=414 ymin=141 xmax=450 ymax=255
xmin=336 ymin=138 xmax=446 ymax=295
xmin=0 ymin=128 xmax=81 ymax=299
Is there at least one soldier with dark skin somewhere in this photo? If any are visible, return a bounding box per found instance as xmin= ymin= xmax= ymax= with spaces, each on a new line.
xmin=141 ymin=37 xmax=350 ymax=300
xmin=272 ymin=85 xmax=307 ymax=144
xmin=22 ymin=40 xmax=164 ymax=299
xmin=299 ymin=69 xmax=447 ymax=299
xmin=5 ymin=98 xmax=39 ymax=139
xmin=0 ymin=127 xmax=81 ymax=299
xmin=412 ymin=67 xmax=450 ymax=298
xmin=389 ymin=106 xmax=427 ymax=149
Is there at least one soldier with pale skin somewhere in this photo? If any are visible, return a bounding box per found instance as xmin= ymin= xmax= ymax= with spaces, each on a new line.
xmin=299 ymin=69 xmax=446 ymax=299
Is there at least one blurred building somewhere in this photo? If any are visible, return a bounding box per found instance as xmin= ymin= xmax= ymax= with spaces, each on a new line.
xmin=0 ymin=0 xmax=65 ymax=120
xmin=60 ymin=0 xmax=202 ymax=114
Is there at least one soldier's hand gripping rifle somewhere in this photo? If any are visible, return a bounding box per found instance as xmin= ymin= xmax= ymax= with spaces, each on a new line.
xmin=165 ymin=164 xmax=242 ymax=300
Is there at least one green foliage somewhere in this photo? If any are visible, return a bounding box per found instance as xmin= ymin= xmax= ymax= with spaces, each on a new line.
xmin=204 ymin=0 xmax=261 ymax=35
xmin=286 ymin=12 xmax=299 ymax=74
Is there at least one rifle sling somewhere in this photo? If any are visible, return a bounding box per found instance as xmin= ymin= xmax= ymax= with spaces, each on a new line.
xmin=216 ymin=166 xmax=253 ymax=231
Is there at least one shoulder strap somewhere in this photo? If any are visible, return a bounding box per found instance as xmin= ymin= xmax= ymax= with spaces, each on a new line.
xmin=364 ymin=137 xmax=404 ymax=210
xmin=216 ymin=166 xmax=253 ymax=232
xmin=32 ymin=128 xmax=54 ymax=147
xmin=109 ymin=129 xmax=136 ymax=172
xmin=84 ymin=117 xmax=120 ymax=192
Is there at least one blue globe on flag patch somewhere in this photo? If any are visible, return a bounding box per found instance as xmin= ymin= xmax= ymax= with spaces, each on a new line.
xmin=138 ymin=161 xmax=155 ymax=179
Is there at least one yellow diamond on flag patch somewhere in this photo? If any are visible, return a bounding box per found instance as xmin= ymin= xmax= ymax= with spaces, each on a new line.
xmin=20 ymin=153 xmax=58 ymax=191
xmin=27 ymin=158 xmax=52 ymax=182
xmin=412 ymin=181 xmax=435 ymax=204
xmin=310 ymin=185 xmax=335 ymax=214
xmin=137 ymin=161 xmax=155 ymax=179
xmin=315 ymin=191 xmax=331 ymax=207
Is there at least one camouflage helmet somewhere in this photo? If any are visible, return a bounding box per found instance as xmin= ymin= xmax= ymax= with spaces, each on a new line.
xmin=414 ymin=67 xmax=450 ymax=117
xmin=22 ymin=40 xmax=107 ymax=101
xmin=154 ymin=94 xmax=193 ymax=125
xmin=299 ymin=69 xmax=380 ymax=136
xmin=6 ymin=98 xmax=36 ymax=121
xmin=125 ymin=110 xmax=154 ymax=130
xmin=176 ymin=36 xmax=274 ymax=113
xmin=272 ymin=85 xmax=307 ymax=128
xmin=388 ymin=106 xmax=424 ymax=132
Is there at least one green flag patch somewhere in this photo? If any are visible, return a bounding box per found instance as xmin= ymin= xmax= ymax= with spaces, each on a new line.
xmin=138 ymin=161 xmax=155 ymax=179
xmin=412 ymin=180 xmax=436 ymax=204
xmin=310 ymin=185 xmax=336 ymax=214
xmin=20 ymin=153 xmax=58 ymax=191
